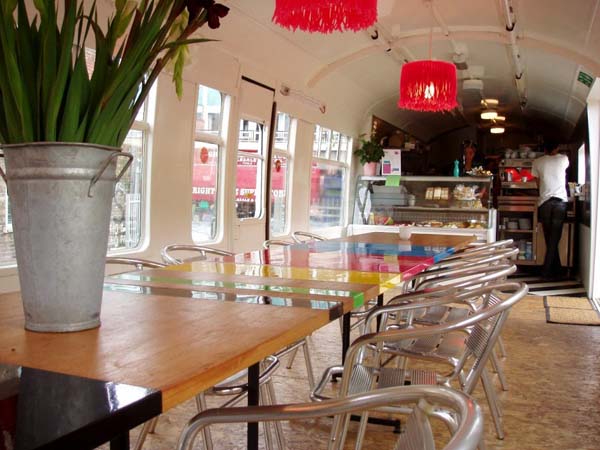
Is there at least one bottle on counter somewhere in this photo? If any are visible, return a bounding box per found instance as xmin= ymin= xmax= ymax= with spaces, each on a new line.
xmin=453 ymin=160 xmax=460 ymax=177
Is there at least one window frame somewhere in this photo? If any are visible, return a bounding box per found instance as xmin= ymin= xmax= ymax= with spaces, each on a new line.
xmin=270 ymin=112 xmax=295 ymax=236
xmin=192 ymin=84 xmax=229 ymax=244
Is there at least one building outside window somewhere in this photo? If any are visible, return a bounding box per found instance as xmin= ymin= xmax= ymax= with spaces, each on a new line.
xmin=309 ymin=125 xmax=352 ymax=230
xmin=192 ymin=84 xmax=226 ymax=242
xmin=271 ymin=112 xmax=294 ymax=235
xmin=236 ymin=120 xmax=266 ymax=219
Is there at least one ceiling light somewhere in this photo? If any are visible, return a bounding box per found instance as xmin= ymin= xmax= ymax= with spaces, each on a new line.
xmin=481 ymin=98 xmax=499 ymax=106
xmin=398 ymin=60 xmax=458 ymax=112
xmin=490 ymin=127 xmax=505 ymax=134
xmin=272 ymin=0 xmax=377 ymax=33
xmin=480 ymin=109 xmax=498 ymax=120
xmin=494 ymin=115 xmax=506 ymax=121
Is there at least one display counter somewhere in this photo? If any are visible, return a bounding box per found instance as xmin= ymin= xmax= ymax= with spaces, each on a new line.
xmin=348 ymin=175 xmax=496 ymax=242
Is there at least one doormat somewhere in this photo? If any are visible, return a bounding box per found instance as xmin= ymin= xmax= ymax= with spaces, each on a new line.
xmin=545 ymin=306 xmax=600 ymax=326
xmin=543 ymin=296 xmax=593 ymax=310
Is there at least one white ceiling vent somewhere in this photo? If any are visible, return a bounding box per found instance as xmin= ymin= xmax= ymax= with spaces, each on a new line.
xmin=463 ymin=79 xmax=484 ymax=91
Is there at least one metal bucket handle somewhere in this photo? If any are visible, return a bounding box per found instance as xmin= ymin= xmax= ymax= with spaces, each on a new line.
xmin=0 ymin=152 xmax=6 ymax=184
xmin=88 ymin=151 xmax=134 ymax=198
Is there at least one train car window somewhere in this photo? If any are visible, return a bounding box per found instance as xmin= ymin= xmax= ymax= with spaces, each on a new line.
xmin=0 ymin=49 xmax=152 ymax=267
xmin=310 ymin=125 xmax=352 ymax=230
xmin=236 ymin=120 xmax=266 ymax=220
xmin=271 ymin=112 xmax=294 ymax=235
xmin=192 ymin=85 xmax=226 ymax=243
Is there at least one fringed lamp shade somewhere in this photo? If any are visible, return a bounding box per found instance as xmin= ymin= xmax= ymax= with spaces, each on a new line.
xmin=272 ymin=0 xmax=377 ymax=33
xmin=398 ymin=60 xmax=458 ymax=112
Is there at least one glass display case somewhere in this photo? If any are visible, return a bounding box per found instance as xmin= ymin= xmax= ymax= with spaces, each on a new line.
xmin=349 ymin=175 xmax=496 ymax=242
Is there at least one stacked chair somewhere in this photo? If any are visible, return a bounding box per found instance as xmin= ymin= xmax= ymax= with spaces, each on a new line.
xmin=291 ymin=230 xmax=326 ymax=243
xmin=105 ymin=257 xmax=167 ymax=271
xmin=177 ymin=385 xmax=484 ymax=450
xmin=161 ymin=244 xmax=235 ymax=264
xmin=312 ymin=278 xmax=527 ymax=444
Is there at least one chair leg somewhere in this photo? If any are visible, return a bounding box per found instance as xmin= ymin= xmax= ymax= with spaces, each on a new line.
xmin=195 ymin=392 xmax=214 ymax=450
xmin=481 ymin=368 xmax=504 ymax=439
xmin=354 ymin=411 xmax=370 ymax=450
xmin=266 ymin=379 xmax=286 ymax=450
xmin=496 ymin=336 xmax=507 ymax=358
xmin=286 ymin=346 xmax=300 ymax=369
xmin=302 ymin=337 xmax=316 ymax=391
xmin=260 ymin=384 xmax=275 ymax=450
xmin=132 ymin=419 xmax=154 ymax=450
xmin=490 ymin=351 xmax=509 ymax=391
xmin=148 ymin=416 xmax=158 ymax=434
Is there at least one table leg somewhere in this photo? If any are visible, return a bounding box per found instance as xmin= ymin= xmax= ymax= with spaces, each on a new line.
xmin=247 ymin=362 xmax=260 ymax=450
xmin=376 ymin=293 xmax=384 ymax=330
xmin=110 ymin=432 xmax=130 ymax=450
xmin=341 ymin=312 xmax=351 ymax=363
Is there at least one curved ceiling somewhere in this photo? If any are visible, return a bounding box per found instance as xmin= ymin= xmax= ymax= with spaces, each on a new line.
xmin=220 ymin=0 xmax=599 ymax=142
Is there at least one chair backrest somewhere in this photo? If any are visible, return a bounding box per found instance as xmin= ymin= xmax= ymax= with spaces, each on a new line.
xmin=175 ymin=385 xmax=483 ymax=450
xmin=414 ymin=262 xmax=516 ymax=292
xmin=427 ymin=246 xmax=518 ymax=273
xmin=106 ymin=257 xmax=166 ymax=271
xmin=291 ymin=231 xmax=326 ymax=243
xmin=262 ymin=239 xmax=294 ymax=249
xmin=161 ymin=244 xmax=234 ymax=265
xmin=351 ymin=281 xmax=528 ymax=396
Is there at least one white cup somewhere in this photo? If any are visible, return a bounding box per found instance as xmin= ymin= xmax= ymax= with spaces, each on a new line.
xmin=398 ymin=227 xmax=412 ymax=240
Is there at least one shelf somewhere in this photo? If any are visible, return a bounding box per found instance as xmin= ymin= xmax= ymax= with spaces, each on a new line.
xmin=381 ymin=206 xmax=489 ymax=213
xmin=501 ymin=229 xmax=534 ymax=233
xmin=501 ymin=182 xmax=537 ymax=189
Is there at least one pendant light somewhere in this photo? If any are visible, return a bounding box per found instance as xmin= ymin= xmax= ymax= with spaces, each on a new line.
xmin=272 ymin=0 xmax=377 ymax=33
xmin=490 ymin=127 xmax=505 ymax=134
xmin=398 ymin=12 xmax=457 ymax=112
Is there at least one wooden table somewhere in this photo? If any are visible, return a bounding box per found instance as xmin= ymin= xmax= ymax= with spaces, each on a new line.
xmin=0 ymin=290 xmax=335 ymax=449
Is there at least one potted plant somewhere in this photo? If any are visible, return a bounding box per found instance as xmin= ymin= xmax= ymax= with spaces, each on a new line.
xmin=354 ymin=135 xmax=385 ymax=176
xmin=0 ymin=0 xmax=229 ymax=332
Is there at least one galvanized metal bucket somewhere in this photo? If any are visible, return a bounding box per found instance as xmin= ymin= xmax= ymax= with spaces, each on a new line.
xmin=0 ymin=143 xmax=133 ymax=332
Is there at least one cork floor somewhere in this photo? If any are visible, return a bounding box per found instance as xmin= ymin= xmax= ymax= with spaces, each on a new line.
xmin=109 ymin=294 xmax=600 ymax=449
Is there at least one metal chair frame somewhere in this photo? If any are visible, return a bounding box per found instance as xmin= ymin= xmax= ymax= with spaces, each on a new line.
xmin=105 ymin=257 xmax=166 ymax=270
xmin=161 ymin=244 xmax=234 ymax=265
xmin=291 ymin=231 xmax=326 ymax=243
xmin=176 ymin=386 xmax=484 ymax=450
xmin=262 ymin=239 xmax=294 ymax=249
xmin=312 ymin=282 xmax=528 ymax=443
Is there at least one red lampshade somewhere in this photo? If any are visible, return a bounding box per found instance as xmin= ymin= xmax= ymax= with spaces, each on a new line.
xmin=272 ymin=0 xmax=377 ymax=33
xmin=398 ymin=60 xmax=458 ymax=112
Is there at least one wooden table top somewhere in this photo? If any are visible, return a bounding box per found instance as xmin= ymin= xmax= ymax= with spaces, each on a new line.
xmin=0 ymin=290 xmax=331 ymax=411
xmin=106 ymin=268 xmax=379 ymax=313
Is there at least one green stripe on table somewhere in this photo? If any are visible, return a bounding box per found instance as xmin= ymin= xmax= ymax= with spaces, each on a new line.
xmin=113 ymin=273 xmax=365 ymax=303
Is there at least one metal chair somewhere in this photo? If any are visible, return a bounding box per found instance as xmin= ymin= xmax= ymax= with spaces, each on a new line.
xmin=161 ymin=244 xmax=234 ymax=265
xmin=291 ymin=231 xmax=326 ymax=243
xmin=312 ymin=282 xmax=528 ymax=443
xmin=136 ymin=357 xmax=284 ymax=450
xmin=105 ymin=257 xmax=166 ymax=271
xmin=261 ymin=239 xmax=294 ymax=249
xmin=255 ymin=240 xmax=316 ymax=391
xmin=176 ymin=385 xmax=484 ymax=450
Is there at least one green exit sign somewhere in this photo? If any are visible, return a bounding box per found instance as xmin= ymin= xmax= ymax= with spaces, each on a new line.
xmin=578 ymin=71 xmax=594 ymax=87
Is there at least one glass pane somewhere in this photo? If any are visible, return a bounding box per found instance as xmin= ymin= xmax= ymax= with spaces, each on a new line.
xmin=236 ymin=120 xmax=265 ymax=219
xmin=108 ymin=130 xmax=145 ymax=250
xmin=192 ymin=142 xmax=220 ymax=242
xmin=330 ymin=131 xmax=340 ymax=161
xmin=313 ymin=125 xmax=320 ymax=157
xmin=339 ymin=135 xmax=351 ymax=164
xmin=319 ymin=128 xmax=331 ymax=158
xmin=196 ymin=85 xmax=222 ymax=135
xmin=274 ymin=112 xmax=291 ymax=151
xmin=309 ymin=162 xmax=345 ymax=230
xmin=270 ymin=156 xmax=288 ymax=235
